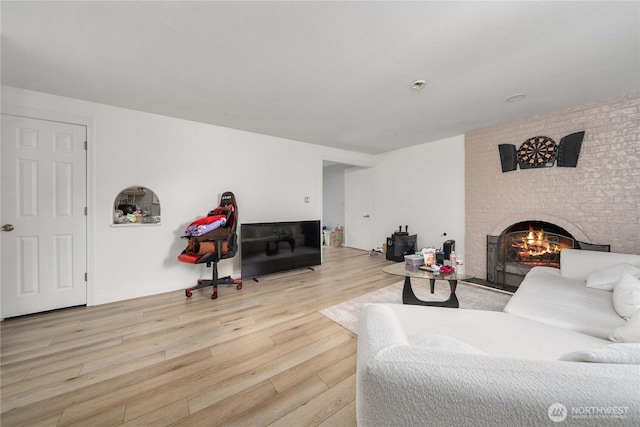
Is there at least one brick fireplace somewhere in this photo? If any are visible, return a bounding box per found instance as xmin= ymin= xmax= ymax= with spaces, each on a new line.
xmin=464 ymin=92 xmax=639 ymax=285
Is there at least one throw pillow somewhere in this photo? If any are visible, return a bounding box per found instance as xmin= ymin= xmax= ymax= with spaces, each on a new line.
xmin=408 ymin=334 xmax=486 ymax=355
xmin=610 ymin=311 xmax=640 ymax=343
xmin=612 ymin=273 xmax=640 ymax=319
xmin=559 ymin=343 xmax=640 ymax=364
xmin=585 ymin=263 xmax=640 ymax=291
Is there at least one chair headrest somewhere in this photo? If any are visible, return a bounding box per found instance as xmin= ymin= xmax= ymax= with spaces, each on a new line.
xmin=220 ymin=192 xmax=236 ymax=208
xmin=218 ymin=191 xmax=237 ymax=230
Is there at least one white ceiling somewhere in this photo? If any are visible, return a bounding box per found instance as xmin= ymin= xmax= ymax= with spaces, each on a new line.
xmin=2 ymin=1 xmax=639 ymax=154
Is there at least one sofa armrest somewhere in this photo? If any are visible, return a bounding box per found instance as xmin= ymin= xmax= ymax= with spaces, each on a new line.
xmin=357 ymin=346 xmax=640 ymax=427
xmin=357 ymin=304 xmax=409 ymax=364
xmin=561 ymin=249 xmax=640 ymax=281
xmin=357 ymin=303 xmax=640 ymax=426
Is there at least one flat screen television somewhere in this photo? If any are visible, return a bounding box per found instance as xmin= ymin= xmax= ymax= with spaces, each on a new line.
xmin=240 ymin=220 xmax=321 ymax=279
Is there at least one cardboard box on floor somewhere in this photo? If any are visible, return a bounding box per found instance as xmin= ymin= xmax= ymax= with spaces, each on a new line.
xmin=331 ymin=226 xmax=343 ymax=247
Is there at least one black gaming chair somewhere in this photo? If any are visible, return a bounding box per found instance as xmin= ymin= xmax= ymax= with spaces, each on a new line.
xmin=178 ymin=191 xmax=242 ymax=299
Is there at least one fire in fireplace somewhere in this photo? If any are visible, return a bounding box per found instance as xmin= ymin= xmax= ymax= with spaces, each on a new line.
xmin=486 ymin=220 xmax=610 ymax=290
xmin=505 ymin=226 xmax=574 ymax=268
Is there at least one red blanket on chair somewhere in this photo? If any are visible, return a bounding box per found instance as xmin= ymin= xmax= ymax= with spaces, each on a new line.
xmin=184 ymin=239 xmax=230 ymax=256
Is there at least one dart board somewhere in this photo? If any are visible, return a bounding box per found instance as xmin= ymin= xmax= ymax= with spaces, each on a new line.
xmin=517 ymin=136 xmax=557 ymax=168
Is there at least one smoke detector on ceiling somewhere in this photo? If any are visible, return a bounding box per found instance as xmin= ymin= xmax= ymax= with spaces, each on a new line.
xmin=506 ymin=94 xmax=526 ymax=102
xmin=410 ymin=79 xmax=427 ymax=90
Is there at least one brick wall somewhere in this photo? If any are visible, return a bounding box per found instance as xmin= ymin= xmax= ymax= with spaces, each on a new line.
xmin=465 ymin=92 xmax=640 ymax=280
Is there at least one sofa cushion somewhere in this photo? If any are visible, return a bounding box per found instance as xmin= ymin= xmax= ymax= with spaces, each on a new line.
xmin=378 ymin=303 xmax=609 ymax=360
xmin=559 ymin=343 xmax=640 ymax=364
xmin=612 ymin=273 xmax=640 ymax=319
xmin=409 ymin=334 xmax=486 ymax=354
xmin=586 ymin=263 xmax=640 ymax=291
xmin=610 ymin=312 xmax=640 ymax=343
xmin=560 ymin=249 xmax=640 ymax=281
xmin=503 ymin=268 xmax=625 ymax=339
xmin=522 ymin=265 xmax=561 ymax=278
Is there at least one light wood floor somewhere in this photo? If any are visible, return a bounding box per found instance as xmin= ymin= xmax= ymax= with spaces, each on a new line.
xmin=1 ymin=246 xmax=399 ymax=426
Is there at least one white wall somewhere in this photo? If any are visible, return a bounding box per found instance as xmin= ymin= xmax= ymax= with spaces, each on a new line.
xmin=2 ymin=86 xmax=375 ymax=305
xmin=370 ymin=135 xmax=466 ymax=260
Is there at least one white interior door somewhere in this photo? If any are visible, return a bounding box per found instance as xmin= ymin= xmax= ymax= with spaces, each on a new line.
xmin=1 ymin=115 xmax=87 ymax=318
xmin=345 ymin=167 xmax=372 ymax=250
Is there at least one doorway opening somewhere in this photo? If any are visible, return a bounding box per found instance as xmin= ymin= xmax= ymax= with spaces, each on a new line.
xmin=322 ymin=161 xmax=372 ymax=251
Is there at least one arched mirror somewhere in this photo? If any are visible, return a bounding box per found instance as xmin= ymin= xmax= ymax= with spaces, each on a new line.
xmin=113 ymin=186 xmax=161 ymax=225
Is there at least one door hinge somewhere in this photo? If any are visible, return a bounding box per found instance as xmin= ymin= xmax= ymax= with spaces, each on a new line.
xmin=84 ymin=206 xmax=88 ymax=216
xmin=84 ymin=272 xmax=87 ymax=282
xmin=84 ymin=141 xmax=88 ymax=150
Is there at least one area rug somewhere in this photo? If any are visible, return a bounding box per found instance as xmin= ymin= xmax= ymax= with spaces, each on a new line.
xmin=320 ymin=280 xmax=512 ymax=334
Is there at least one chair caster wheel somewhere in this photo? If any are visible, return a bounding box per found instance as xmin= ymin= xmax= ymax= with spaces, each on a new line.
xmin=236 ymin=284 xmax=242 ymax=290
xmin=186 ymin=290 xmax=192 ymax=297
xmin=211 ymin=293 xmax=218 ymax=300
xmin=197 ymin=279 xmax=204 ymax=284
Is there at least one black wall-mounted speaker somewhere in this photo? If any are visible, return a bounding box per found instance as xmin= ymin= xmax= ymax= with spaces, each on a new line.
xmin=557 ymin=131 xmax=585 ymax=167
xmin=498 ymin=144 xmax=518 ymax=172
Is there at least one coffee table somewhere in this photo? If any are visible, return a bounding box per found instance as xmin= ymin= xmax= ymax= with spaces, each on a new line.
xmin=383 ymin=262 xmax=474 ymax=308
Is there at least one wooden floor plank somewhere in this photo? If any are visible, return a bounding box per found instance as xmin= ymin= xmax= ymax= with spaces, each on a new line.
xmin=1 ymin=349 xmax=211 ymax=425
xmin=186 ymin=331 xmax=352 ymax=415
xmin=168 ymin=380 xmax=278 ymax=427
xmin=269 ymin=339 xmax=356 ymax=393
xmin=123 ymin=398 xmax=190 ymax=427
xmin=269 ymin=374 xmax=356 ymax=427
xmin=221 ymin=375 xmax=328 ymax=426
xmin=316 ymin=399 xmax=357 ymax=427
xmin=1 ymin=247 xmax=399 ymax=426
xmin=123 ymin=334 xmax=315 ymax=422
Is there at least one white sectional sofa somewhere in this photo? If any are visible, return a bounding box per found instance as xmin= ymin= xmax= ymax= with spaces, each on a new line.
xmin=503 ymin=249 xmax=640 ymax=339
xmin=357 ymin=249 xmax=640 ymax=426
